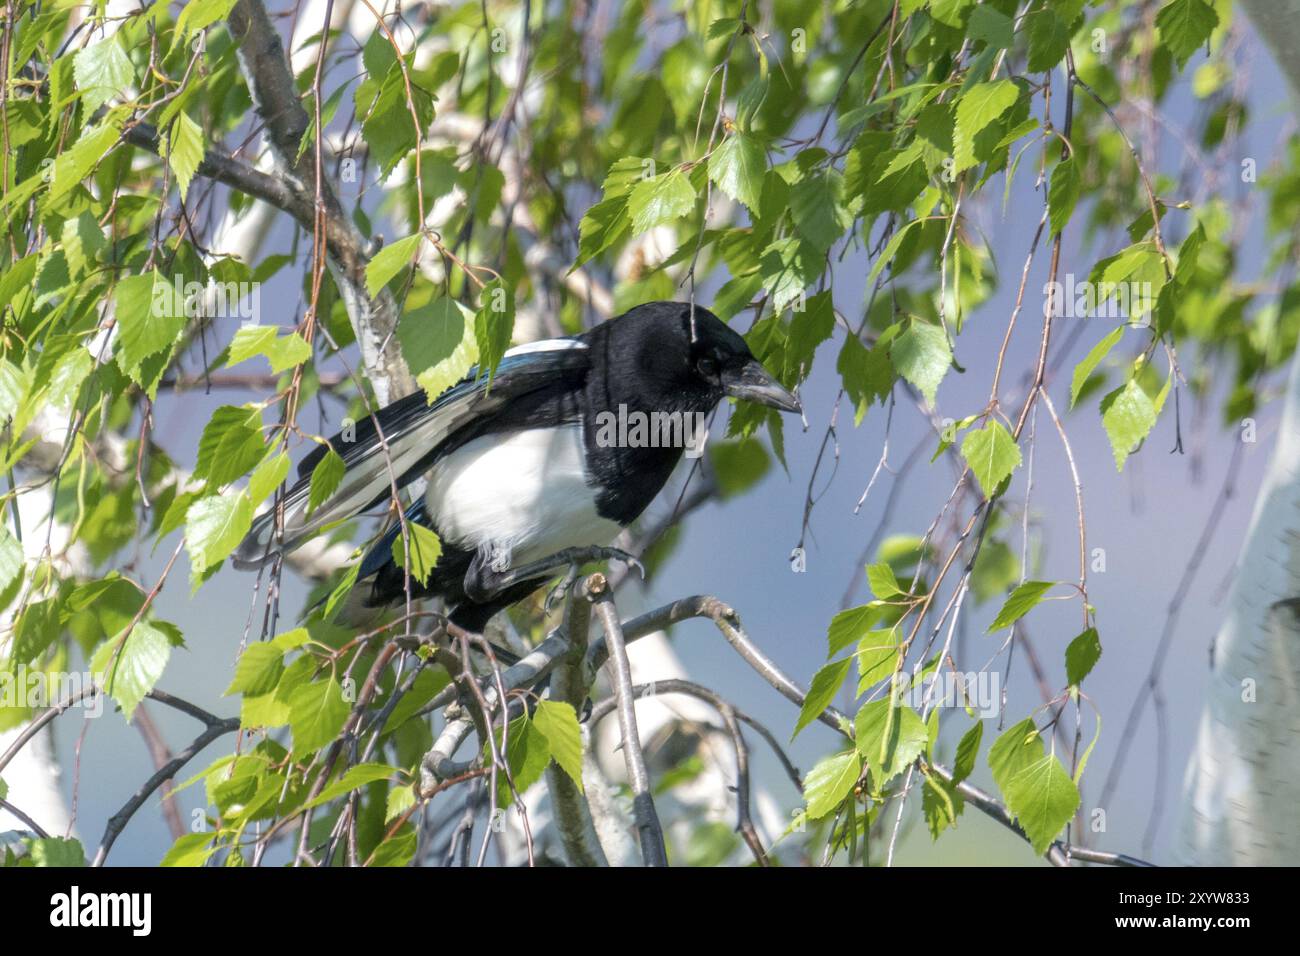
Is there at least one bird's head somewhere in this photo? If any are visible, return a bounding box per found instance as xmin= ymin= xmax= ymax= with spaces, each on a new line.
xmin=607 ymin=301 xmax=802 ymax=415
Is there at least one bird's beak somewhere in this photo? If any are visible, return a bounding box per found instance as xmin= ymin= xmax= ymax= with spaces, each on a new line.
xmin=722 ymin=359 xmax=802 ymax=413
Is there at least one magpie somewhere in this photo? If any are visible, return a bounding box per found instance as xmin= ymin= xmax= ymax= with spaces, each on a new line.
xmin=232 ymin=301 xmax=801 ymax=633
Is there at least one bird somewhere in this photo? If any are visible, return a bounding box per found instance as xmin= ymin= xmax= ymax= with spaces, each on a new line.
xmin=232 ymin=301 xmax=801 ymax=634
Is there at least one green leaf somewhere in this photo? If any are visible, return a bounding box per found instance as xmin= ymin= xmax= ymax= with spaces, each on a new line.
xmin=793 ymin=657 xmax=852 ymax=738
xmin=289 ymin=678 xmax=350 ymax=753
xmin=115 ymin=270 xmax=186 ymax=381
xmin=248 ymin=451 xmax=290 ymax=506
xmin=533 ymin=699 xmax=584 ymax=792
xmin=400 ymin=296 xmax=479 ymax=401
xmin=307 ymin=448 xmax=346 ymax=516
xmin=1065 ymin=627 xmax=1102 ymax=685
xmin=391 ymin=523 xmax=442 ymax=586
xmin=961 ymin=420 xmax=1022 ymax=495
xmin=827 ymin=603 xmax=883 ymax=657
xmin=90 ymin=621 xmax=173 ymax=721
xmin=1156 ymin=0 xmax=1219 ymax=67
xmin=803 ymin=749 xmax=861 ymax=819
xmin=193 ymin=405 xmax=265 ymax=488
xmin=1048 ymin=157 xmax=1080 ymax=235
xmin=1100 ymin=378 xmax=1158 ymax=471
xmin=74 ymin=35 xmax=133 ymax=115
xmin=790 ymin=169 xmax=851 ymax=253
xmin=160 ymin=832 xmax=217 ymax=868
xmin=474 ymin=279 xmax=515 ymax=387
xmin=866 ymin=562 xmax=901 ymax=598
xmin=0 ymin=525 xmax=23 ymax=599
xmin=1026 ymin=9 xmax=1073 ymax=72
xmin=224 ymin=642 xmax=284 ymax=697
xmin=227 ymin=326 xmax=312 ymax=373
xmin=175 ymin=0 xmax=239 ymax=41
xmin=1070 ymin=326 xmax=1125 ymax=408
xmin=365 ymin=234 xmax=422 ymax=297
xmin=759 ymin=236 xmax=822 ymax=312
xmin=164 ymin=111 xmax=205 ymax=201
xmin=988 ymin=580 xmax=1054 ymax=632
xmin=575 ymin=195 xmax=630 ymax=267
xmin=28 ymin=836 xmax=87 ymax=867
xmin=890 ymin=320 xmax=951 ymax=404
xmin=953 ymin=80 xmax=1019 ymax=171
xmin=304 ymin=762 xmax=399 ymax=809
xmin=952 ymin=721 xmax=983 ymax=784
xmin=627 ymin=169 xmax=696 ymax=234
xmin=1001 ymin=746 xmax=1080 ymax=855
xmin=487 ymin=714 xmax=552 ymax=807
xmin=854 ymin=698 xmax=928 ymax=784
xmin=185 ymin=493 xmax=253 ymax=574
xmin=707 ymin=133 xmax=766 ymax=211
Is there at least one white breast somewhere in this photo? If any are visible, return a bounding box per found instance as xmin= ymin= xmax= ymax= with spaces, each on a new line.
xmin=424 ymin=425 xmax=623 ymax=566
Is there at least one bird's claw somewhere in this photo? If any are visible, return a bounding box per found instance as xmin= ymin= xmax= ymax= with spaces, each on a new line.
xmin=545 ymin=562 xmax=581 ymax=612
xmin=595 ymin=546 xmax=645 ymax=580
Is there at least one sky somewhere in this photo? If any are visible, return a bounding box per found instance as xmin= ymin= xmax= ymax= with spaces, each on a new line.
xmin=42 ymin=11 xmax=1298 ymax=867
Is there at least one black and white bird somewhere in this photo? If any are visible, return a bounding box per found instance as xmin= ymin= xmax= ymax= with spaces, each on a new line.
xmin=233 ymin=301 xmax=800 ymax=632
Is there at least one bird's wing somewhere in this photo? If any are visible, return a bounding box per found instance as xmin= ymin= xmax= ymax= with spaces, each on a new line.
xmin=232 ymin=340 xmax=590 ymax=569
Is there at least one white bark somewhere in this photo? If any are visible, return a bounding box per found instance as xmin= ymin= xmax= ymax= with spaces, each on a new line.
xmin=1175 ymin=0 xmax=1300 ymax=866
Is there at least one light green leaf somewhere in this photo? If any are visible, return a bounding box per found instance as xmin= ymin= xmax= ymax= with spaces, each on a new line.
xmin=1100 ymin=378 xmax=1158 ymax=471
xmin=866 ymin=562 xmax=901 ymax=598
xmin=115 ymin=270 xmax=186 ymax=380
xmin=803 ymin=749 xmax=861 ymax=819
xmin=533 ymin=699 xmax=584 ymax=792
xmin=707 ymin=132 xmax=766 ymax=211
xmin=307 ymin=449 xmax=346 ymax=516
xmin=1003 ymin=749 xmax=1080 ymax=855
xmin=289 ymin=678 xmax=350 ymax=753
xmin=890 ymin=320 xmax=951 ymax=404
xmin=1070 ymin=326 xmax=1125 ymax=408
xmin=1065 ymin=627 xmax=1102 ymax=685
xmin=854 ymin=697 xmax=928 ymax=784
xmin=627 ymin=169 xmax=695 ymax=234
xmin=391 ymin=523 xmax=442 ymax=586
xmin=1048 ymin=157 xmax=1080 ymax=235
xmin=164 ymin=111 xmax=205 ymax=201
xmin=988 ymin=580 xmax=1054 ymax=632
xmin=74 ymin=35 xmax=133 ymax=115
xmin=401 ymin=296 xmax=479 ymax=401
xmin=193 ymin=405 xmax=265 ymax=488
xmin=161 ymin=832 xmax=217 ymax=867
xmin=827 ymin=603 xmax=883 ymax=657
xmin=365 ymin=234 xmax=422 ymax=297
xmin=474 ymin=279 xmax=515 ymax=387
xmin=90 ymin=621 xmax=173 ymax=721
xmin=953 ymin=80 xmax=1019 ymax=171
xmin=794 ymin=657 xmax=852 ymax=738
xmin=961 ymin=420 xmax=1022 ymax=495
xmin=304 ymin=762 xmax=400 ymax=809
xmin=185 ymin=493 xmax=253 ymax=574
xmin=1156 ymin=0 xmax=1219 ymax=67
xmin=224 ymin=642 xmax=284 ymax=697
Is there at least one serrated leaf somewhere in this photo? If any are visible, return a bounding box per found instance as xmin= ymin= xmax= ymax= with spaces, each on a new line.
xmin=160 ymin=832 xmax=218 ymax=867
xmin=794 ymin=657 xmax=852 ymax=738
xmin=1065 ymin=627 xmax=1102 ymax=685
xmin=1048 ymin=157 xmax=1080 ymax=235
xmin=1100 ymin=378 xmax=1158 ymax=471
xmin=952 ymin=721 xmax=983 ymax=784
xmin=627 ymin=169 xmax=695 ymax=234
xmin=988 ymin=580 xmax=1054 ymax=632
xmin=227 ymin=325 xmax=312 ymax=373
xmin=803 ymin=749 xmax=861 ymax=819
xmin=115 ymin=270 xmax=186 ymax=380
xmin=533 ymin=699 xmax=584 ymax=792
xmin=304 ymin=762 xmax=399 ymax=810
xmin=0 ymin=525 xmax=23 ymax=597
xmin=961 ymin=420 xmax=1022 ymax=495
xmin=866 ymin=562 xmax=901 ymax=598
xmin=827 ymin=604 xmax=882 ymax=657
xmin=487 ymin=714 xmax=551 ymax=807
xmin=1027 ymin=9 xmax=1073 ymax=72
xmin=474 ymin=279 xmax=515 ymax=387
xmin=1070 ymin=326 xmax=1125 ymax=409
xmin=1156 ymin=0 xmax=1219 ymax=67
xmin=289 ymin=678 xmax=350 ymax=753
xmin=365 ymin=234 xmax=422 ymax=297
xmin=707 ymin=132 xmax=766 ymax=211
xmin=953 ymin=80 xmax=1019 ymax=171
xmin=307 ymin=448 xmax=346 ymax=516
xmin=194 ymin=405 xmax=265 ymax=488
xmin=186 ymin=493 xmax=253 ymax=574
xmin=74 ymin=35 xmax=133 ymax=115
xmin=1003 ymin=750 xmax=1080 ymax=855
xmin=854 ymin=698 xmax=928 ymax=784
xmin=165 ymin=111 xmax=204 ymax=200
xmin=391 ymin=523 xmax=442 ymax=585
xmin=90 ymin=621 xmax=173 ymax=721
xmin=224 ymin=642 xmax=284 ymax=697
xmin=401 ymin=296 xmax=479 ymax=401
xmin=890 ymin=320 xmax=951 ymax=404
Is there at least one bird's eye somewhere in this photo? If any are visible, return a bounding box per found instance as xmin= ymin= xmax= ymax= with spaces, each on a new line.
xmin=696 ymin=355 xmax=719 ymax=378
